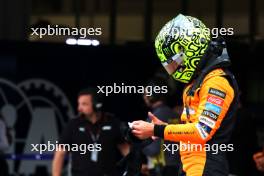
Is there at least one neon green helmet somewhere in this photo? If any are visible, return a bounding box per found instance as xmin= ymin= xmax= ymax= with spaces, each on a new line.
xmin=155 ymin=14 xmax=211 ymax=83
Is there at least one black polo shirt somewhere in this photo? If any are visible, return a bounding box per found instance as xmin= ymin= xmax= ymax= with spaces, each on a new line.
xmin=59 ymin=113 xmax=124 ymax=176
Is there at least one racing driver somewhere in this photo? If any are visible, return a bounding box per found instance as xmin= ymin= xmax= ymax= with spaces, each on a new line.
xmin=131 ymin=14 xmax=239 ymax=176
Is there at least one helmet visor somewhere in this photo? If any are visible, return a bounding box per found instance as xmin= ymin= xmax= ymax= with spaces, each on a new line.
xmin=162 ymin=52 xmax=184 ymax=75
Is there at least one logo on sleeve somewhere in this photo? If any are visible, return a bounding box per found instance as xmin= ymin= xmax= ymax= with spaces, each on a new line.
xmin=198 ymin=122 xmax=212 ymax=134
xmin=199 ymin=116 xmax=216 ymax=128
xmin=205 ymin=103 xmax=222 ymax=115
xmin=208 ymin=88 xmax=226 ymax=99
xmin=196 ymin=123 xmax=208 ymax=139
xmin=202 ymin=110 xmax=219 ymax=120
xmin=207 ymin=95 xmax=224 ymax=106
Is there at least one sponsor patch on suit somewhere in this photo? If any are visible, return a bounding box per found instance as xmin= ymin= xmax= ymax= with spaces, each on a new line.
xmin=196 ymin=123 xmax=208 ymax=139
xmin=208 ymin=88 xmax=226 ymax=99
xmin=207 ymin=95 xmax=224 ymax=106
xmin=205 ymin=103 xmax=222 ymax=115
xmin=202 ymin=110 xmax=219 ymax=120
xmin=199 ymin=116 xmax=216 ymax=128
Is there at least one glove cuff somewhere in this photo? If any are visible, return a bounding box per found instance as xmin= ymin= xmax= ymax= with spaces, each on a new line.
xmin=154 ymin=125 xmax=166 ymax=138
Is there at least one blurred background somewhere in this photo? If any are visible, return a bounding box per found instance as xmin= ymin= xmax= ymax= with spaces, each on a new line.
xmin=0 ymin=0 xmax=264 ymax=175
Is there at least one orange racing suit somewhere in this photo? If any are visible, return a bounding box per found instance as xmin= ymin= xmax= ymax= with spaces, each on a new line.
xmin=154 ymin=68 xmax=238 ymax=176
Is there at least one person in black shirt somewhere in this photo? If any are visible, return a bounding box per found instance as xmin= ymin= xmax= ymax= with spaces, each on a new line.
xmin=52 ymin=88 xmax=129 ymax=176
